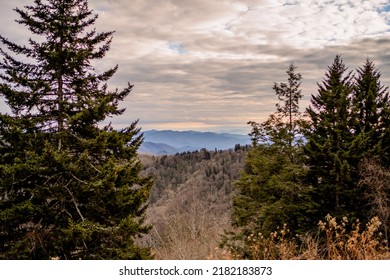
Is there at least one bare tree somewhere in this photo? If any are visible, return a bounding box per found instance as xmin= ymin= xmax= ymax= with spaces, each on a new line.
xmin=359 ymin=158 xmax=390 ymax=241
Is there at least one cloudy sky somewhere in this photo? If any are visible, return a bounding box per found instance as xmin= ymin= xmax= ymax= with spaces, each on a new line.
xmin=1 ymin=0 xmax=390 ymax=134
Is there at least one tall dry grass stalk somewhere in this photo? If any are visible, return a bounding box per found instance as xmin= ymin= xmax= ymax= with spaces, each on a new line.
xmin=219 ymin=215 xmax=389 ymax=260
xmin=318 ymin=215 xmax=389 ymax=260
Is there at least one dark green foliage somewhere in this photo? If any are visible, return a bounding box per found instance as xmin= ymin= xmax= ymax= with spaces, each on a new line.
xmin=224 ymin=64 xmax=315 ymax=258
xmin=305 ymin=55 xmax=390 ymax=223
xmin=351 ymin=60 xmax=390 ymax=241
xmin=0 ymin=0 xmax=152 ymax=259
xmin=222 ymin=143 xmax=316 ymax=259
xmin=351 ymin=59 xmax=390 ymax=167
xmin=225 ymin=57 xmax=390 ymax=259
xmin=305 ymin=55 xmax=357 ymax=219
xmin=233 ymin=145 xmax=316 ymax=234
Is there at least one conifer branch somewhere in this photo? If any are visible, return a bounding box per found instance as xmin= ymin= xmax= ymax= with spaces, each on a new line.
xmin=63 ymin=182 xmax=85 ymax=223
xmin=70 ymin=172 xmax=87 ymax=185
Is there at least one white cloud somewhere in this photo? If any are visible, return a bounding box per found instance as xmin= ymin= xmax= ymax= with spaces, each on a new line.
xmin=1 ymin=0 xmax=390 ymax=133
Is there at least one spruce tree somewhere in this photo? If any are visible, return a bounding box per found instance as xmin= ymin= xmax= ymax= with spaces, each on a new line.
xmin=0 ymin=0 xmax=152 ymax=259
xmin=351 ymin=60 xmax=390 ymax=240
xmin=351 ymin=59 xmax=390 ymax=167
xmin=232 ymin=144 xmax=315 ymax=233
xmin=305 ymin=55 xmax=362 ymax=220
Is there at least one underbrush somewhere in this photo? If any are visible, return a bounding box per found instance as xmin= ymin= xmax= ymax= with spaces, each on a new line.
xmin=219 ymin=215 xmax=389 ymax=260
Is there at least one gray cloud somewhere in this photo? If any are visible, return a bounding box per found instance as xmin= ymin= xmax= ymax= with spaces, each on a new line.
xmin=1 ymin=0 xmax=390 ymax=134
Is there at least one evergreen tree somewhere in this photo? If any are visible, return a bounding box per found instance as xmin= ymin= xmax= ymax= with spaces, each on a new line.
xmin=351 ymin=59 xmax=390 ymax=240
xmin=223 ymin=144 xmax=316 ymax=259
xmin=0 ymin=0 xmax=152 ymax=259
xmin=351 ymin=59 xmax=390 ymax=167
xmin=223 ymin=64 xmax=315 ymax=258
xmin=305 ymin=55 xmax=362 ymax=220
xmin=248 ymin=63 xmax=305 ymax=160
xmin=233 ymin=145 xmax=315 ymax=231
xmin=273 ymin=63 xmax=303 ymax=149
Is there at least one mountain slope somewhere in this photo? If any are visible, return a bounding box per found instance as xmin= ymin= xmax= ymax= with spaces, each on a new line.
xmin=141 ymin=130 xmax=250 ymax=154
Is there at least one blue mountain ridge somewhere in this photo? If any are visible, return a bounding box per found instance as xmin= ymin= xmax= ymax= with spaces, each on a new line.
xmin=139 ymin=130 xmax=251 ymax=155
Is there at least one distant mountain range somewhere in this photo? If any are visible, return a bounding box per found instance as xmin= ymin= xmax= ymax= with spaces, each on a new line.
xmin=139 ymin=130 xmax=251 ymax=155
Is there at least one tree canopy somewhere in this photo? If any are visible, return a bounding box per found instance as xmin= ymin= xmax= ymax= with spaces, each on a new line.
xmin=224 ymin=56 xmax=390 ymax=258
xmin=224 ymin=64 xmax=316 ymax=259
xmin=0 ymin=0 xmax=152 ymax=259
xmin=305 ymin=56 xmax=390 ymax=222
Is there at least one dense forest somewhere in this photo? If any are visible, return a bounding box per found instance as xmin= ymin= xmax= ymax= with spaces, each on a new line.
xmin=1 ymin=0 xmax=389 ymax=260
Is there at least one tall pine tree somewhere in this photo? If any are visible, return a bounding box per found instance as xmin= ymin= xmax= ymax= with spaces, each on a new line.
xmin=0 ymin=0 xmax=152 ymax=259
xmin=305 ymin=55 xmax=363 ymax=220
xmin=351 ymin=59 xmax=390 ymax=167
xmin=351 ymin=59 xmax=390 ymax=240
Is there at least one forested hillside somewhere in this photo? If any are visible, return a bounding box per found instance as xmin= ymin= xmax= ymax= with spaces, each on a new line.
xmin=139 ymin=59 xmax=390 ymax=260
xmin=139 ymin=147 xmax=248 ymax=259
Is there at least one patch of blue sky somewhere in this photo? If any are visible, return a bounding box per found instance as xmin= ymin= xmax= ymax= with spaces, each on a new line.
xmin=378 ymin=4 xmax=390 ymax=13
xmin=376 ymin=4 xmax=390 ymax=32
xmin=168 ymin=42 xmax=187 ymax=55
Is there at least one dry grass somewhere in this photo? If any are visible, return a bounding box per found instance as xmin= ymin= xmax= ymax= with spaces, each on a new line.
xmin=144 ymin=208 xmax=389 ymax=259
xmin=220 ymin=215 xmax=389 ymax=260
xmin=317 ymin=215 xmax=389 ymax=260
xmin=143 ymin=189 xmax=232 ymax=260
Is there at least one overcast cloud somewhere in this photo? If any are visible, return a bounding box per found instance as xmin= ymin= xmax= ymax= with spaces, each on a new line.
xmin=1 ymin=0 xmax=390 ymax=133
